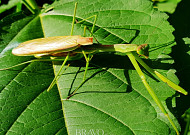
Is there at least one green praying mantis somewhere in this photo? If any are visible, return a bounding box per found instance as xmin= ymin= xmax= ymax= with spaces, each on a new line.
xmin=0 ymin=2 xmax=188 ymax=135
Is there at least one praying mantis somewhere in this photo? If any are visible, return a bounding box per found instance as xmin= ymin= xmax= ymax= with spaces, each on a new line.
xmin=0 ymin=1 xmax=188 ymax=135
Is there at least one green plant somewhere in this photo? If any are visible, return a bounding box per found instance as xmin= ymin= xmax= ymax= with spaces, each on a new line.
xmin=0 ymin=0 xmax=189 ymax=134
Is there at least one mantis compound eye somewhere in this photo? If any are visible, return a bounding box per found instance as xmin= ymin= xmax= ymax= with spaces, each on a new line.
xmin=137 ymin=44 xmax=149 ymax=58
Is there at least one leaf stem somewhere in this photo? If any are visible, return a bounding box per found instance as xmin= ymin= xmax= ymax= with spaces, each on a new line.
xmin=22 ymin=0 xmax=39 ymax=14
xmin=16 ymin=2 xmax=22 ymax=12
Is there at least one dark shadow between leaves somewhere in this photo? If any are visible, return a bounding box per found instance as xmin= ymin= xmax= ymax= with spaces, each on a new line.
xmin=169 ymin=0 xmax=190 ymax=133
xmin=166 ymin=92 xmax=180 ymax=117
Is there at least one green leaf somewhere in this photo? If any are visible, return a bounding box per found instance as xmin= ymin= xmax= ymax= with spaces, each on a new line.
xmin=182 ymin=108 xmax=190 ymax=135
xmin=0 ymin=12 xmax=30 ymax=52
xmin=0 ymin=0 xmax=182 ymax=134
xmin=153 ymin=0 xmax=181 ymax=13
xmin=183 ymin=37 xmax=190 ymax=43
xmin=0 ymin=12 xmax=67 ymax=134
xmin=0 ymin=0 xmax=21 ymax=14
xmin=183 ymin=38 xmax=190 ymax=55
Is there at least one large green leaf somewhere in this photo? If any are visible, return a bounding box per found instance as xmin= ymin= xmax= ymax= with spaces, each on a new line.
xmin=153 ymin=0 xmax=181 ymax=13
xmin=0 ymin=0 xmax=21 ymax=14
xmin=182 ymin=107 xmax=190 ymax=135
xmin=0 ymin=0 xmax=182 ymax=134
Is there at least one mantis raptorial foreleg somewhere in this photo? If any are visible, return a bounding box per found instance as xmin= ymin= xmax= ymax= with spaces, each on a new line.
xmin=127 ymin=52 xmax=179 ymax=135
xmin=132 ymin=52 xmax=187 ymax=95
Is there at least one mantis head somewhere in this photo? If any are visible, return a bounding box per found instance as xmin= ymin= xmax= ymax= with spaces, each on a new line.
xmin=137 ymin=44 xmax=149 ymax=58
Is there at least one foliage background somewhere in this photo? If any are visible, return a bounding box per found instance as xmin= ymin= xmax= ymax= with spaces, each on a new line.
xmin=0 ymin=0 xmax=190 ymax=135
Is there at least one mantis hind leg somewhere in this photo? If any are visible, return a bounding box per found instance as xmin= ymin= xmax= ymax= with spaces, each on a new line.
xmin=67 ymin=13 xmax=96 ymax=98
xmin=67 ymin=50 xmax=93 ymax=99
xmin=67 ymin=2 xmax=97 ymax=98
xmin=127 ymin=52 xmax=179 ymax=135
xmin=71 ymin=2 xmax=97 ymax=36
xmin=76 ymin=14 xmax=97 ymax=37
xmin=47 ymin=53 xmax=70 ymax=92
